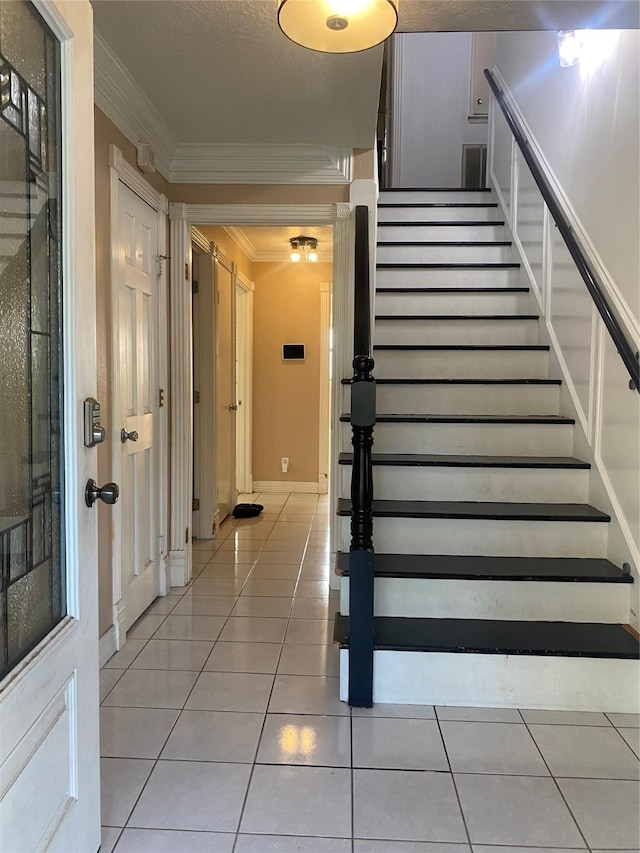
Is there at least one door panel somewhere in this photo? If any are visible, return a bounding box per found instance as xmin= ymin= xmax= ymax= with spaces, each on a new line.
xmin=0 ymin=2 xmax=100 ymax=850
xmin=118 ymin=184 xmax=159 ymax=630
xmin=215 ymin=258 xmax=236 ymax=522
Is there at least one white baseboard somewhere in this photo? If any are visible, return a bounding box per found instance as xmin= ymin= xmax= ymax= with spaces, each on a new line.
xmin=253 ymin=480 xmax=320 ymax=494
xmin=169 ymin=549 xmax=189 ymax=587
xmin=99 ymin=626 xmax=117 ymax=668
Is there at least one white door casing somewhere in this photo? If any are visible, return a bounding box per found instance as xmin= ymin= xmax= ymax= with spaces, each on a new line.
xmin=214 ymin=250 xmax=236 ymax=524
xmin=235 ymin=272 xmax=254 ymax=495
xmin=109 ymin=147 xmax=168 ymax=642
xmin=0 ymin=2 xmax=100 ymax=850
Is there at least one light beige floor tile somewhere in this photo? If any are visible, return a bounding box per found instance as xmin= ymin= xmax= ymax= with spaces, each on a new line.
xmin=275 ymin=513 xmax=314 ymax=523
xmin=231 ymin=596 xmax=293 ymax=618
xmin=471 ymin=848 xmax=583 ymax=853
xmin=197 ymin=563 xmax=253 ymax=579
xmin=442 ymin=721 xmax=549 ymax=775
xmin=240 ymin=765 xmax=351 ymax=837
xmin=455 ymin=774 xmax=584 ymax=847
xmin=351 ymin=703 xmax=436 ymax=719
xmin=353 ymin=769 xmax=466 ymax=842
xmin=162 ymin=709 xmax=264 ymax=762
xmin=100 ymin=826 xmax=121 ymax=853
xmin=171 ymin=596 xmax=236 ymax=616
xmin=356 ymin=843 xmax=470 ymax=853
xmin=250 ymin=562 xmax=301 ymax=579
xmin=100 ymin=668 xmax=124 ymax=703
xmin=529 ymin=724 xmax=640 ymax=779
xmin=143 ymin=596 xmax=182 ymax=616
xmin=285 ymin=619 xmax=333 ymax=645
xmin=100 ymin=706 xmax=179 ymax=758
xmin=236 ymin=836 xmax=351 ymax=853
xmin=114 ymin=828 xmax=235 ymax=852
xmin=268 ymin=675 xmax=348 ymax=716
xmin=251 ymin=553 xmax=302 ymax=568
xmin=152 ymin=614 xmax=226 ymax=642
xmin=218 ymin=616 xmax=288 ymax=644
xmin=619 ymin=727 xmax=640 ymax=757
xmin=204 ymin=642 xmax=282 ymax=674
xmin=520 ymin=709 xmax=611 ymax=726
xmin=103 ymin=639 xmax=147 ymax=669
xmin=277 ymin=644 xmax=340 ymax=677
xmin=353 ymin=717 xmax=449 ymax=771
xmin=241 ymin=579 xmax=297 ymax=597
xmin=435 ymin=706 xmax=522 ymax=723
xmin=257 ymin=713 xmax=351 ymax=767
xmin=101 ymin=758 xmax=154 ymax=827
xmin=192 ymin=552 xmax=214 ymax=566
xmin=192 ymin=540 xmax=220 ymax=551
xmin=294 ymin=580 xmax=332 ymax=598
xmin=210 ymin=551 xmax=261 ymax=564
xmin=186 ymin=671 xmax=275 ymax=712
xmin=218 ymin=538 xmax=266 ymax=551
xmin=299 ymin=564 xmax=332 ymax=581
xmin=101 ymin=669 xmax=198 ymax=709
xmin=129 ymin=760 xmax=251 ymax=832
xmin=130 ymin=639 xmax=214 ymax=671
xmin=557 ymin=778 xmax=640 ymax=849
xmin=607 ymin=713 xmax=640 ymax=728
xmin=290 ymin=598 xmax=337 ymax=620
xmin=189 ymin=578 xmax=247 ymax=596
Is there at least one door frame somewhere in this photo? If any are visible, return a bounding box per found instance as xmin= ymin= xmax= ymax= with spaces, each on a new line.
xmin=169 ymin=202 xmax=352 ymax=586
xmin=109 ymin=145 xmax=169 ymax=648
xmin=235 ymin=270 xmax=255 ymax=495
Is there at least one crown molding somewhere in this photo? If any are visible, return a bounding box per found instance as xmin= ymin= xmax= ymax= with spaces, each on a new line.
xmin=223 ymin=226 xmax=257 ymax=260
xmin=170 ymin=143 xmax=353 ymax=184
xmin=94 ymin=33 xmax=178 ymax=180
xmin=181 ymin=204 xmax=346 ymax=224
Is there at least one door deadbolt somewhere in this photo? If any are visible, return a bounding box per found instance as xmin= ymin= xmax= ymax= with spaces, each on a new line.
xmin=121 ymin=429 xmax=139 ymax=443
xmin=85 ymin=479 xmax=119 ymax=508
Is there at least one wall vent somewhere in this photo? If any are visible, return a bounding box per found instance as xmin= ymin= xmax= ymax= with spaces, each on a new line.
xmin=462 ymin=144 xmax=487 ymax=189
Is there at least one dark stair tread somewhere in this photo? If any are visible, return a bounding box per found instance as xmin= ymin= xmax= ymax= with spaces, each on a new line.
xmin=335 ymin=552 xmax=632 ymax=583
xmin=338 ymin=452 xmax=589 ymax=469
xmin=333 ymin=614 xmax=640 ymax=659
xmin=375 ymin=314 xmax=538 ymax=320
xmin=373 ymin=378 xmax=561 ymax=385
xmin=377 ymin=263 xmax=520 ymax=269
xmin=377 ymin=241 xmax=512 ymax=247
xmin=378 ymin=203 xmax=499 ymax=209
xmin=373 ymin=344 xmax=549 ymax=351
xmin=336 ymin=498 xmax=610 ymax=522
xmin=380 ymin=220 xmax=505 ymax=226
xmin=380 ymin=188 xmax=493 ymax=192
xmin=340 ymin=413 xmax=576 ymax=425
xmin=376 ymin=287 xmax=529 ymax=293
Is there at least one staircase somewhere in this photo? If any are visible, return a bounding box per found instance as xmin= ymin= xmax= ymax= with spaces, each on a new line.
xmin=335 ymin=188 xmax=640 ymax=712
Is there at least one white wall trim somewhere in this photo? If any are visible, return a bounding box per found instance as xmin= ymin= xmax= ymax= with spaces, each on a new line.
xmin=319 ymin=282 xmax=333 ymax=496
xmin=95 ymin=34 xmax=177 ymax=179
xmin=389 ymin=34 xmax=404 ymax=187
xmin=191 ymin=226 xmax=212 ymax=254
xmin=170 ymin=143 xmax=353 ymax=185
xmin=235 ymin=272 xmax=254 ymax=495
xmin=182 ymin=204 xmax=347 ymax=225
xmin=99 ymin=627 xmax=117 ymax=668
xmin=253 ymin=481 xmax=320 ymax=494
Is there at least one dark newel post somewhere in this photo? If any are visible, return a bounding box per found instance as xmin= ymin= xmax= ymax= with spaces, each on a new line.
xmin=349 ymin=205 xmax=375 ymax=708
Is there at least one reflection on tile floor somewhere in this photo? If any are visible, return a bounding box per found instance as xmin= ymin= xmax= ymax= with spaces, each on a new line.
xmin=100 ymin=492 xmax=640 ymax=853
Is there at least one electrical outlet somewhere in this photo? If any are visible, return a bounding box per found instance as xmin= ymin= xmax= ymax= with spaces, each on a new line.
xmin=281 ymin=457 xmax=289 ymax=473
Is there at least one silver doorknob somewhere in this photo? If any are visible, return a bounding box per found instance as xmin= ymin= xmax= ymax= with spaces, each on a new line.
xmin=121 ymin=429 xmax=139 ymax=443
xmin=85 ymin=479 xmax=119 ymax=508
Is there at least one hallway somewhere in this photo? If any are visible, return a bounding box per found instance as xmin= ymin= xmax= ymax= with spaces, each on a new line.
xmin=99 ymin=493 xmax=640 ymax=852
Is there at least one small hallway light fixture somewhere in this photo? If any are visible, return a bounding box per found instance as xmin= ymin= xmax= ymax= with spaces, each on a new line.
xmin=278 ymin=0 xmax=398 ymax=53
xmin=289 ymin=235 xmax=319 ymax=263
xmin=557 ymin=29 xmax=620 ymax=74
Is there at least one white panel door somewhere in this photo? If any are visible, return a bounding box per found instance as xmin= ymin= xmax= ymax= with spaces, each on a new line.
xmin=118 ymin=184 xmax=160 ymax=630
xmin=0 ymin=2 xmax=100 ymax=850
xmin=215 ymin=257 xmax=236 ymax=522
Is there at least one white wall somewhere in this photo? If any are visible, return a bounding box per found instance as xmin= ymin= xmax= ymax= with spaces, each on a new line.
xmin=489 ymin=30 xmax=640 ymax=624
xmin=391 ymin=33 xmax=489 ymax=187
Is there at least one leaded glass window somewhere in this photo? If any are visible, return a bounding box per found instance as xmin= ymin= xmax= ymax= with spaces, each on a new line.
xmin=0 ymin=1 xmax=64 ymax=678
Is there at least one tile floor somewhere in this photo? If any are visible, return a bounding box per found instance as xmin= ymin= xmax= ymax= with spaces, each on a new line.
xmin=100 ymin=492 xmax=640 ymax=853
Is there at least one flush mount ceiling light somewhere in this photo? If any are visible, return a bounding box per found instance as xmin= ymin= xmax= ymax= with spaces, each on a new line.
xmin=278 ymin=0 xmax=398 ymax=53
xmin=289 ymin=235 xmax=319 ymax=263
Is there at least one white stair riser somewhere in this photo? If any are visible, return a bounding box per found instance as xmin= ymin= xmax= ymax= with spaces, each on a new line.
xmin=380 ymin=191 xmax=495 ymax=204
xmin=338 ymin=516 xmax=608 ymax=557
xmin=378 ymin=224 xmax=505 ymax=241
xmin=378 ymin=206 xmax=499 ymax=223
xmin=377 ymin=244 xmax=513 ymax=264
xmin=375 ymin=318 xmax=539 ymax=345
xmin=341 ymin=422 xmax=574 ymax=457
xmin=340 ymin=577 xmax=630 ymax=622
xmin=373 ymin=348 xmax=549 ymax=379
xmin=375 ymin=291 xmax=530 ymax=315
xmin=375 ymin=383 xmax=560 ymax=415
xmin=376 ymin=267 xmax=521 ymax=289
xmin=339 ymin=464 xmax=589 ymax=503
xmin=339 ymin=651 xmax=640 ymax=712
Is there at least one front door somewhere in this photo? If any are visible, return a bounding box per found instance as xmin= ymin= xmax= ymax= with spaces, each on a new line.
xmin=117 ymin=182 xmax=160 ymax=631
xmin=0 ymin=1 xmax=100 ymax=850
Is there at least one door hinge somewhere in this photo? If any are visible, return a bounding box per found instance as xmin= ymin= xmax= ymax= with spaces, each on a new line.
xmin=192 ymin=280 xmax=199 ymax=295
xmin=185 ymin=262 xmax=189 ymax=281
xmin=192 ymin=498 xmax=200 ymax=511
xmin=156 ymin=254 xmax=170 ymax=276
xmin=194 ymin=390 xmax=200 ymax=404
xmin=185 ymin=527 xmax=189 ymax=543
xmin=158 ymin=388 xmax=165 ymax=407
xmin=158 ymin=534 xmax=164 ymax=554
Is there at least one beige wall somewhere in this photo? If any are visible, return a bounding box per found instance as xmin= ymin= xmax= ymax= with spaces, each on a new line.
xmin=252 ymin=262 xmax=331 ymax=485
xmin=94 ymin=107 xmax=170 ymax=637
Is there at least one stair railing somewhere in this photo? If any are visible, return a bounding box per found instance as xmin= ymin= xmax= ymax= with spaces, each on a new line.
xmin=485 ymin=68 xmax=640 ymax=394
xmin=349 ymin=204 xmax=376 ymax=707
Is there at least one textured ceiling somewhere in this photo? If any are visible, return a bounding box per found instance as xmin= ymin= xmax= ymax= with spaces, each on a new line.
xmin=91 ymin=0 xmax=384 ymax=147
